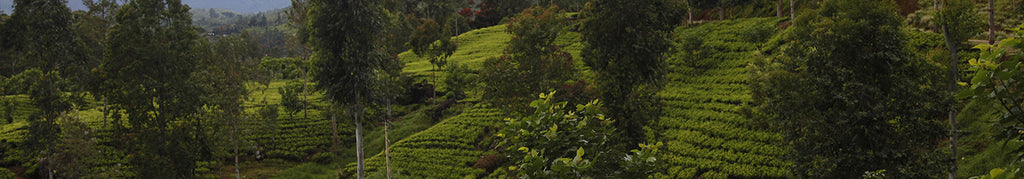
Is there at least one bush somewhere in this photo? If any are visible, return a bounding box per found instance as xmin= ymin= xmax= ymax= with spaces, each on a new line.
xmin=497 ymin=91 xmax=660 ymax=178
xmin=279 ymin=80 xmax=307 ymax=117
xmin=1 ymin=98 xmax=13 ymax=123
xmin=497 ymin=91 xmax=613 ymax=178
xmin=259 ymin=57 xmax=308 ymax=79
xmin=442 ymin=63 xmax=476 ymax=100
xmin=481 ymin=6 xmax=577 ymax=115
xmin=0 ymin=168 xmax=14 ymax=179
xmin=311 ymin=152 xmax=335 ymax=164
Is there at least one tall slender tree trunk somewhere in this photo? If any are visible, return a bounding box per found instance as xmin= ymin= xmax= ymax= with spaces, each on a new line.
xmin=354 ymin=94 xmax=365 ymax=179
xmin=940 ymin=10 xmax=960 ymax=179
xmin=688 ymin=7 xmax=693 ymax=24
xmin=355 ymin=113 xmax=365 ymax=179
xmin=234 ymin=114 xmax=240 ymax=179
xmin=102 ymin=97 xmax=108 ymax=127
xmin=777 ymin=0 xmax=782 ymax=18
xmin=989 ymin=0 xmax=996 ymax=45
xmin=332 ymin=110 xmax=339 ymax=150
xmin=719 ymin=3 xmax=725 ymax=20
xmin=303 ymin=68 xmax=308 ymax=120
xmin=935 ymin=1 xmax=960 ymax=178
xmin=385 ymin=100 xmax=392 ymax=179
xmin=790 ymin=0 xmax=795 ymax=19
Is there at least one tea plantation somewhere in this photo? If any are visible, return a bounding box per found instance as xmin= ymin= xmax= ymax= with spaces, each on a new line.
xmin=345 ymin=103 xmax=504 ymax=178
xmin=654 ymin=18 xmax=790 ymax=178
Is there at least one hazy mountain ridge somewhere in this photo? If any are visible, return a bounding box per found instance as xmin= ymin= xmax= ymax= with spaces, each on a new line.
xmin=1 ymin=0 xmax=290 ymax=14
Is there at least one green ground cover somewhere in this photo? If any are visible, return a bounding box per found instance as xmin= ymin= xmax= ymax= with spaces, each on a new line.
xmin=653 ymin=18 xmax=791 ymax=178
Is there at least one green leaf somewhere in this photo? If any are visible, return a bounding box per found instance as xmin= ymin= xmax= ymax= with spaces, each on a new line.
xmin=974 ymin=44 xmax=991 ymax=51
xmin=573 ymin=147 xmax=585 ymax=164
xmin=955 ymin=89 xmax=975 ymax=99
xmin=973 ymin=70 xmax=992 ymax=84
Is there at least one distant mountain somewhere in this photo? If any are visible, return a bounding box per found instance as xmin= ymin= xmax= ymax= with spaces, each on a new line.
xmin=181 ymin=0 xmax=291 ymax=14
xmin=0 ymin=0 xmax=290 ymax=14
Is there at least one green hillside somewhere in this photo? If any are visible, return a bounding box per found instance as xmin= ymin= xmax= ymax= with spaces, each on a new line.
xmin=336 ymin=17 xmax=793 ymax=179
xmin=3 ymin=4 xmax=1018 ymax=177
xmin=346 ymin=103 xmax=504 ymax=178
xmin=654 ymin=18 xmax=790 ymax=178
xmin=398 ymin=25 xmax=511 ymax=81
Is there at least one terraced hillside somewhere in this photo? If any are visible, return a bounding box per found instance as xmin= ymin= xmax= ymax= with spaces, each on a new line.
xmin=345 ymin=103 xmax=504 ymax=178
xmin=655 ymin=18 xmax=791 ymax=178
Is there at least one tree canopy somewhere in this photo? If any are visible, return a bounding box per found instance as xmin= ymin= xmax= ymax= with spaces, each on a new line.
xmin=581 ymin=0 xmax=683 ymax=144
xmin=751 ymin=0 xmax=948 ymax=177
xmin=98 ymin=0 xmax=208 ymax=177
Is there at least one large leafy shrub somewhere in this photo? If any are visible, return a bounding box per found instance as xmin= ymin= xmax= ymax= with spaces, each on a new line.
xmin=497 ymin=91 xmax=660 ymax=178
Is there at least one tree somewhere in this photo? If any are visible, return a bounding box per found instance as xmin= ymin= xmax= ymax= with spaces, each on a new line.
xmin=8 ymin=69 xmax=72 ymax=177
xmin=98 ymin=0 xmax=208 ymax=177
xmin=750 ymin=0 xmax=947 ymax=177
xmin=581 ymin=0 xmax=682 ymax=145
xmin=934 ymin=0 xmax=984 ymax=178
xmin=9 ymin=0 xmax=79 ymax=74
xmin=286 ymin=0 xmax=312 ymax=120
xmin=0 ymin=12 xmax=12 ymax=76
xmin=7 ymin=1 xmax=79 ymax=175
xmin=962 ymin=23 xmax=1024 ymax=168
xmin=193 ymin=32 xmax=262 ymax=179
xmin=408 ymin=18 xmax=457 ymax=97
xmin=481 ymin=5 xmax=576 ymax=114
xmin=79 ymin=0 xmax=121 ymax=127
xmin=306 ymin=0 xmax=391 ymax=178
xmin=46 ymin=114 xmax=102 ymax=178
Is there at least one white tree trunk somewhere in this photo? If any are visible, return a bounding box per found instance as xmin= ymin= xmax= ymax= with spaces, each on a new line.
xmin=354 ymin=94 xmax=366 ymax=179
xmin=790 ymin=0 xmax=795 ymax=19
xmin=355 ymin=116 xmax=365 ymax=179
xmin=234 ymin=115 xmax=240 ymax=179
xmin=937 ymin=2 xmax=960 ymax=178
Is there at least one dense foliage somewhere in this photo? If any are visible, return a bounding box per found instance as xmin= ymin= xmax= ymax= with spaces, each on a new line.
xmin=3 ymin=0 xmax=1023 ymax=178
xmin=750 ymin=0 xmax=948 ymax=177
xmin=481 ymin=6 xmax=578 ymax=114
xmin=963 ymin=24 xmax=1024 ymax=159
xmin=581 ymin=0 xmax=683 ymax=144
xmin=97 ymin=0 xmax=210 ymax=177
xmin=497 ymin=91 xmax=613 ymax=178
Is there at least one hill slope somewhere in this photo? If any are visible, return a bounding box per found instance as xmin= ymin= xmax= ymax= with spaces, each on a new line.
xmin=654 ymin=18 xmax=790 ymax=178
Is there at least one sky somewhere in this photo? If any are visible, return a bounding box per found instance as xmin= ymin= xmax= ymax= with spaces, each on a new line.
xmin=1 ymin=0 xmax=292 ymax=14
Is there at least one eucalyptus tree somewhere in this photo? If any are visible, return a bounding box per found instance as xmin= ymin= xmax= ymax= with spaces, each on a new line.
xmin=934 ymin=0 xmax=983 ymax=178
xmin=306 ymin=0 xmax=392 ymax=178
xmin=98 ymin=0 xmax=209 ymax=177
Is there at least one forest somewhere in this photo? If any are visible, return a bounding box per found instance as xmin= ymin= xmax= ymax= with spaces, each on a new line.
xmin=1 ymin=0 xmax=1024 ymax=178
